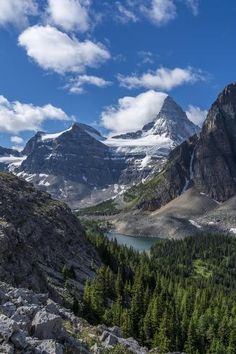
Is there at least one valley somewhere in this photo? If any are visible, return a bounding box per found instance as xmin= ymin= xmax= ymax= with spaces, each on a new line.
xmin=0 ymin=2 xmax=235 ymax=353
xmin=0 ymin=84 xmax=236 ymax=353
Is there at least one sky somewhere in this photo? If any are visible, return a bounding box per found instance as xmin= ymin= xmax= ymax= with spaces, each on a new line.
xmin=0 ymin=0 xmax=235 ymax=150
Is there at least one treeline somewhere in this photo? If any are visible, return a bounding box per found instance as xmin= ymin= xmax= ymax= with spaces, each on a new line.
xmin=80 ymin=223 xmax=236 ymax=354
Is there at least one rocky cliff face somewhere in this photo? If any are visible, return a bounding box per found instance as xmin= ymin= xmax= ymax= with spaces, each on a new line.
xmin=194 ymin=83 xmax=236 ymax=201
xmin=0 ymin=172 xmax=99 ymax=303
xmin=15 ymin=123 xmax=126 ymax=207
xmin=127 ymin=83 xmax=236 ymax=211
xmin=20 ymin=123 xmax=124 ymax=186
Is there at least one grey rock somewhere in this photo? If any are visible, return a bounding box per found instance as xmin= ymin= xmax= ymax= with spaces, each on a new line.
xmin=11 ymin=305 xmax=38 ymax=330
xmin=0 ymin=314 xmax=18 ymax=342
xmin=0 ymin=172 xmax=99 ymax=304
xmin=35 ymin=339 xmax=63 ymax=354
xmin=118 ymin=336 xmax=148 ymax=354
xmin=96 ymin=324 xmax=107 ymax=335
xmin=10 ymin=329 xmax=27 ymax=349
xmin=104 ymin=333 xmax=118 ymax=347
xmin=44 ymin=300 xmax=60 ymax=316
xmin=32 ymin=310 xmax=62 ymax=340
xmin=25 ymin=336 xmax=41 ymax=348
xmin=0 ymin=343 xmax=14 ymax=354
xmin=91 ymin=343 xmax=103 ymax=353
xmin=99 ymin=330 xmax=110 ymax=342
xmin=35 ymin=293 xmax=49 ymax=305
xmin=108 ymin=325 xmax=123 ymax=338
xmin=1 ymin=302 xmax=16 ymax=317
xmin=14 ymin=304 xmax=39 ymax=318
xmin=0 ymin=290 xmax=9 ymax=304
xmin=66 ymin=336 xmax=91 ymax=354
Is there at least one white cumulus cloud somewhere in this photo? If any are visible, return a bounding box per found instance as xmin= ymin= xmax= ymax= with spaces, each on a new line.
xmin=101 ymin=90 xmax=168 ymax=135
xmin=0 ymin=95 xmax=71 ymax=134
xmin=66 ymin=75 xmax=112 ymax=94
xmin=47 ymin=0 xmax=91 ymax=32
xmin=0 ymin=0 xmax=37 ymax=27
xmin=18 ymin=25 xmax=110 ymax=74
xmin=118 ymin=67 xmax=205 ymax=91
xmin=186 ymin=105 xmax=208 ymax=127
xmin=10 ymin=136 xmax=24 ymax=144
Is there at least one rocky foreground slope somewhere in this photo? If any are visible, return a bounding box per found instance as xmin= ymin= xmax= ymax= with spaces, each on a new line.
xmin=0 ymin=282 xmax=185 ymax=354
xmin=0 ymin=172 xmax=99 ymax=304
xmin=0 ymin=173 xmax=185 ymax=353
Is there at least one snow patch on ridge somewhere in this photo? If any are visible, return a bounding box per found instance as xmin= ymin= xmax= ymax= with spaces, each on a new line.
xmin=41 ymin=127 xmax=72 ymax=141
xmin=189 ymin=220 xmax=202 ymax=229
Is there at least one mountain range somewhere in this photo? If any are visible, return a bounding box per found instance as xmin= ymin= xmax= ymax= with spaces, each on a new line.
xmin=0 ymin=95 xmax=198 ymax=208
xmin=0 ymin=84 xmax=236 ymax=353
xmin=99 ymin=83 xmax=236 ymax=238
xmin=1 ymin=83 xmax=236 ymax=239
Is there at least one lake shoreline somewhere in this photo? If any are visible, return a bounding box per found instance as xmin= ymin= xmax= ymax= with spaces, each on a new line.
xmin=106 ymin=231 xmax=161 ymax=252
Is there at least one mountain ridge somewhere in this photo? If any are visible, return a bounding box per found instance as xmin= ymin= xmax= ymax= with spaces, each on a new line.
xmin=0 ymin=95 xmax=198 ymax=208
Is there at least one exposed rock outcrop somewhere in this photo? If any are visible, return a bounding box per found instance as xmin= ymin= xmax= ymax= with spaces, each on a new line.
xmin=127 ymin=83 xmax=236 ymax=211
xmin=0 ymin=172 xmax=99 ymax=303
xmin=0 ymin=283 xmax=158 ymax=354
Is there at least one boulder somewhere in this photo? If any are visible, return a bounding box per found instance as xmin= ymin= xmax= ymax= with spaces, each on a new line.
xmin=14 ymin=304 xmax=39 ymax=318
xmin=118 ymin=336 xmax=148 ymax=354
xmin=99 ymin=330 xmax=110 ymax=342
xmin=104 ymin=333 xmax=118 ymax=347
xmin=66 ymin=336 xmax=91 ymax=354
xmin=10 ymin=312 xmax=31 ymax=331
xmin=0 ymin=343 xmax=14 ymax=354
xmin=35 ymin=339 xmax=63 ymax=354
xmin=45 ymin=300 xmax=60 ymax=316
xmin=1 ymin=302 xmax=16 ymax=317
xmin=32 ymin=310 xmax=62 ymax=340
xmin=0 ymin=314 xmax=18 ymax=342
xmin=10 ymin=329 xmax=27 ymax=349
xmin=0 ymin=290 xmax=9 ymax=305
xmin=109 ymin=325 xmax=123 ymax=338
xmin=25 ymin=336 xmax=41 ymax=349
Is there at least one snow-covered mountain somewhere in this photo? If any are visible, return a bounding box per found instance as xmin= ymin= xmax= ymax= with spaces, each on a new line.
xmin=105 ymin=95 xmax=199 ymax=182
xmin=0 ymin=96 xmax=200 ymax=208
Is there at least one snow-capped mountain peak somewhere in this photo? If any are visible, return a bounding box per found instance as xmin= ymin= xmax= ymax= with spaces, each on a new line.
xmin=143 ymin=96 xmax=198 ymax=142
xmin=105 ymin=95 xmax=199 ymax=157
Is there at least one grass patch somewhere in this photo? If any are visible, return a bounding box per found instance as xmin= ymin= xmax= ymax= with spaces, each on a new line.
xmin=77 ymin=199 xmax=119 ymax=216
xmin=123 ymin=173 xmax=165 ymax=205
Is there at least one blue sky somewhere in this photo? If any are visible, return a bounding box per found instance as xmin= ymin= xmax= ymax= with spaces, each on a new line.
xmin=0 ymin=0 xmax=235 ymax=149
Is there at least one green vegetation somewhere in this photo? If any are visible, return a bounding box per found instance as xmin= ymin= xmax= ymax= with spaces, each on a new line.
xmin=64 ymin=320 xmax=132 ymax=354
xmin=79 ymin=231 xmax=236 ymax=354
xmin=123 ymin=173 xmax=165 ymax=206
xmin=0 ymin=172 xmax=17 ymax=181
xmin=80 ymin=219 xmax=113 ymax=234
xmin=61 ymin=264 xmax=76 ymax=280
xmin=193 ymin=259 xmax=213 ymax=279
xmin=77 ymin=199 xmax=119 ymax=216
